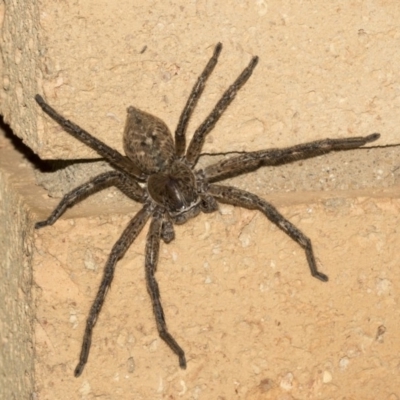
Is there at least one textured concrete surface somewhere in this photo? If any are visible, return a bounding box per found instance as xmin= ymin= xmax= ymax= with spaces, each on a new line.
xmin=1 ymin=1 xmax=400 ymax=399
xmin=35 ymin=196 xmax=400 ymax=400
xmin=2 ymin=122 xmax=400 ymax=399
xmin=0 ymin=126 xmax=35 ymax=400
xmin=1 ymin=1 xmax=400 ymax=161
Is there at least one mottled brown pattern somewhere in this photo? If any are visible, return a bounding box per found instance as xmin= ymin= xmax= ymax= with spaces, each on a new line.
xmin=123 ymin=106 xmax=176 ymax=175
xmin=35 ymin=43 xmax=380 ymax=377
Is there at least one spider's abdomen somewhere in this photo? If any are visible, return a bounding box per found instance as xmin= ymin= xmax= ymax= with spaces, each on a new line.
xmin=123 ymin=107 xmax=175 ymax=175
xmin=147 ymin=161 xmax=201 ymax=223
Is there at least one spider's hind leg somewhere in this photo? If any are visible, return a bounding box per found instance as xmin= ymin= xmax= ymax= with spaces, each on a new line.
xmin=174 ymin=43 xmax=222 ymax=157
xmin=35 ymin=95 xmax=145 ymax=179
xmin=209 ymin=184 xmax=329 ymax=282
xmin=185 ymin=54 xmax=259 ymax=167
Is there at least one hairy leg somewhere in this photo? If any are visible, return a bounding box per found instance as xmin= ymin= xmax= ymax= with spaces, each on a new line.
xmin=74 ymin=206 xmax=152 ymax=376
xmin=209 ymin=184 xmax=328 ymax=282
xmin=35 ymin=171 xmax=145 ymax=228
xmin=204 ymin=133 xmax=380 ymax=182
xmin=35 ymin=95 xmax=145 ymax=180
xmin=145 ymin=210 xmax=186 ymax=368
xmin=185 ymin=55 xmax=259 ymax=166
xmin=175 ymin=43 xmax=222 ymax=156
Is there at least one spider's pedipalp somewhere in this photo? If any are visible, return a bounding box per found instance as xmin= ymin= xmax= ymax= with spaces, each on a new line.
xmin=175 ymin=42 xmax=223 ymax=156
xmin=185 ymin=55 xmax=259 ymax=167
xmin=161 ymin=216 xmax=175 ymax=243
xmin=208 ymin=184 xmax=329 ymax=282
xmin=199 ymin=193 xmax=218 ymax=213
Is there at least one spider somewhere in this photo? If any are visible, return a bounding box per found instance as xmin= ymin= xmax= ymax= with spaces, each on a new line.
xmin=35 ymin=42 xmax=380 ymax=377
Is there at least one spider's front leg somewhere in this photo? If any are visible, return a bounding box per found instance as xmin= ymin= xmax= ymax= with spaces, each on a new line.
xmin=74 ymin=206 xmax=151 ymax=377
xmin=208 ymin=184 xmax=328 ymax=282
xmin=145 ymin=210 xmax=186 ymax=368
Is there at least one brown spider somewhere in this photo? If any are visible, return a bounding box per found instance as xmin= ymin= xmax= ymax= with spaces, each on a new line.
xmin=35 ymin=43 xmax=380 ymax=377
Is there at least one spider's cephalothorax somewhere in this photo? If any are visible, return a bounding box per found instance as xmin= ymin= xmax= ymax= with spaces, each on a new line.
xmin=35 ymin=42 xmax=380 ymax=377
xmin=147 ymin=160 xmax=203 ymax=224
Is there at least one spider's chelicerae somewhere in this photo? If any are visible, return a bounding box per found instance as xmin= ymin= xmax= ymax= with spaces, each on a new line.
xmin=35 ymin=43 xmax=380 ymax=377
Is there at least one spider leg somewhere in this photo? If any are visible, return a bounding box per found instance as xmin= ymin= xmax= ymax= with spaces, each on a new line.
xmin=204 ymin=133 xmax=380 ymax=182
xmin=145 ymin=210 xmax=186 ymax=368
xmin=74 ymin=205 xmax=152 ymax=377
xmin=208 ymin=184 xmax=329 ymax=282
xmin=35 ymin=95 xmax=145 ymax=180
xmin=185 ymin=54 xmax=259 ymax=167
xmin=35 ymin=171 xmax=145 ymax=229
xmin=174 ymin=43 xmax=222 ymax=157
